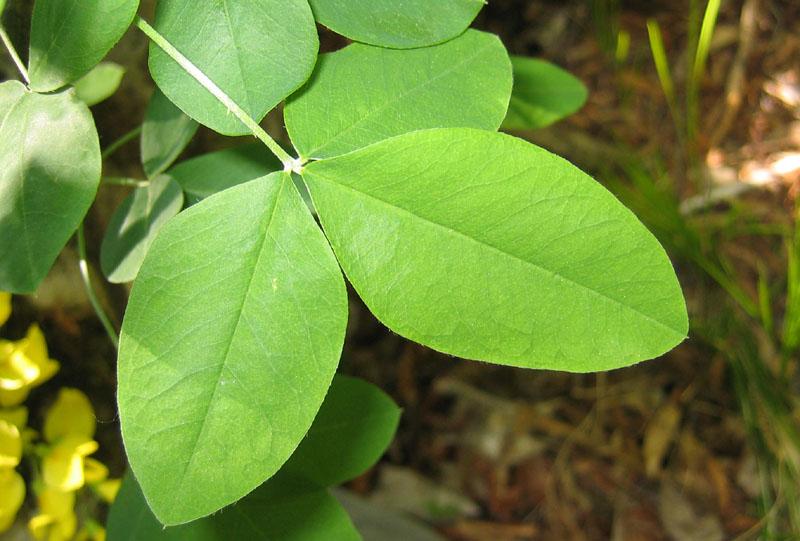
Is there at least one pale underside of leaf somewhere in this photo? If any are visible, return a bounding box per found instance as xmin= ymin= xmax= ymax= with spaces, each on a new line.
xmin=141 ymin=88 xmax=199 ymax=178
xmin=100 ymin=175 xmax=184 ymax=283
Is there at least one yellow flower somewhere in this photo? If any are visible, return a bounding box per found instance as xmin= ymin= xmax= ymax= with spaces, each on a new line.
xmin=0 ymin=292 xmax=10 ymax=327
xmin=95 ymin=477 xmax=121 ymax=503
xmin=0 ymin=468 xmax=25 ymax=533
xmin=0 ymin=419 xmax=21 ymax=469
xmin=0 ymin=419 xmax=24 ymax=533
xmin=0 ymin=406 xmax=28 ymax=431
xmin=28 ymin=486 xmax=77 ymax=541
xmin=43 ymin=435 xmax=101 ymax=491
xmin=0 ymin=324 xmax=59 ymax=407
xmin=42 ymin=389 xmax=105 ymax=491
xmin=76 ymin=520 xmax=106 ymax=541
xmin=44 ymin=388 xmax=95 ymax=442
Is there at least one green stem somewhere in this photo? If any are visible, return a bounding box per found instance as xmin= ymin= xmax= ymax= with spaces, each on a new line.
xmin=77 ymin=225 xmax=119 ymax=349
xmin=102 ymin=176 xmax=150 ymax=188
xmin=133 ymin=15 xmax=294 ymax=168
xmin=102 ymin=125 xmax=142 ymax=160
xmin=0 ymin=24 xmax=29 ymax=84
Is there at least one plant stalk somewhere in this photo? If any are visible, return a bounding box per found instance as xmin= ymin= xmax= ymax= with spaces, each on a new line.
xmin=102 ymin=125 xmax=142 ymax=160
xmin=101 ymin=176 xmax=150 ymax=188
xmin=0 ymin=24 xmax=29 ymax=84
xmin=77 ymin=224 xmax=119 ymax=349
xmin=133 ymin=15 xmax=294 ymax=168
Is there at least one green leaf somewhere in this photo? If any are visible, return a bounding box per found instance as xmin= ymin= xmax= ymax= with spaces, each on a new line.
xmin=502 ymin=56 xmax=588 ymax=130
xmin=307 ymin=0 xmax=484 ymax=48
xmin=302 ymin=128 xmax=688 ymax=372
xmin=100 ymin=175 xmax=184 ymax=283
xmin=107 ymin=473 xmax=360 ymax=540
xmin=282 ymin=375 xmax=400 ymax=488
xmin=148 ymin=0 xmax=318 ymax=135
xmin=118 ymin=172 xmax=348 ymax=525
xmin=71 ymin=62 xmax=125 ymax=106
xmin=332 ymin=489 xmax=446 ymax=541
xmin=165 ymin=144 xmax=281 ymax=206
xmin=141 ymin=88 xmax=199 ymax=178
xmin=28 ymin=0 xmax=139 ymax=92
xmin=0 ymin=82 xmax=101 ymax=293
xmin=285 ymin=30 xmax=512 ymax=160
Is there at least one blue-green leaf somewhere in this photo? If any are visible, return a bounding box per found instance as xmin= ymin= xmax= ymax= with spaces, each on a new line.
xmin=285 ymin=30 xmax=511 ymax=160
xmin=141 ymin=88 xmax=199 ymax=178
xmin=0 ymin=82 xmax=101 ymax=293
xmin=302 ymin=128 xmax=688 ymax=372
xmin=118 ymin=172 xmax=347 ymax=524
xmin=100 ymin=175 xmax=184 ymax=283
xmin=107 ymin=473 xmax=360 ymax=540
xmin=165 ymin=144 xmax=281 ymax=206
xmin=28 ymin=0 xmax=139 ymax=92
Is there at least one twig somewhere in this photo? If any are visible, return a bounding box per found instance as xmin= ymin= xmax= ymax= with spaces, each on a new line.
xmin=133 ymin=15 xmax=294 ymax=169
xmin=101 ymin=177 xmax=150 ymax=188
xmin=0 ymin=24 xmax=29 ymax=84
xmin=77 ymin=225 xmax=119 ymax=349
xmin=102 ymin=126 xmax=142 ymax=160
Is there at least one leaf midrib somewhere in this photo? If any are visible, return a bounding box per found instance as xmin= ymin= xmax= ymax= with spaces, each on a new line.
xmin=306 ymin=169 xmax=684 ymax=337
xmin=171 ymin=179 xmax=285 ymax=509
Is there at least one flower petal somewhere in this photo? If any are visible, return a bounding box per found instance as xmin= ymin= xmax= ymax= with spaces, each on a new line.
xmin=0 ymin=419 xmax=22 ymax=468
xmin=44 ymin=388 xmax=95 ymax=443
xmin=0 ymin=406 xmax=28 ymax=431
xmin=43 ymin=449 xmax=84 ymax=491
xmin=0 ymin=343 xmax=41 ymax=390
xmin=38 ymin=486 xmax=76 ymax=517
xmin=0 ymin=292 xmax=10 ymax=327
xmin=95 ymin=478 xmax=121 ymax=503
xmin=0 ymin=386 xmax=31 ymax=408
xmin=21 ymin=325 xmax=59 ymax=386
xmin=0 ymin=468 xmax=25 ymax=533
xmin=43 ymin=435 xmax=99 ymax=490
xmin=82 ymin=457 xmax=108 ymax=484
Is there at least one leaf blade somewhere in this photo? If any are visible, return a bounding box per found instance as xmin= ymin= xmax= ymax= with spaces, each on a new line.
xmin=72 ymin=62 xmax=126 ymax=106
xmin=165 ymin=143 xmax=281 ymax=206
xmin=281 ymin=375 xmax=400 ymax=488
xmin=148 ymin=0 xmax=318 ymax=135
xmin=285 ymin=30 xmax=512 ymax=159
xmin=0 ymin=82 xmax=101 ymax=293
xmin=307 ymin=0 xmax=484 ymax=48
xmin=100 ymin=175 xmax=184 ymax=283
xmin=303 ymin=128 xmax=687 ymax=372
xmin=141 ymin=88 xmax=199 ymax=178
xmin=107 ymin=473 xmax=360 ymax=540
xmin=28 ymin=0 xmax=139 ymax=91
xmin=502 ymin=56 xmax=588 ymax=130
xmin=118 ymin=172 xmax=348 ymax=524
